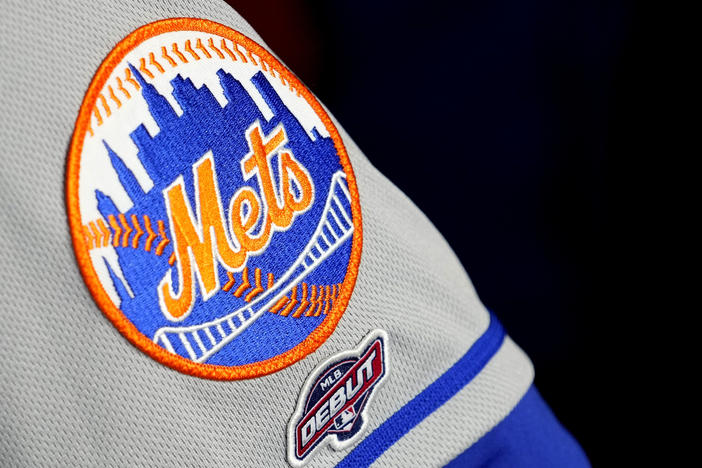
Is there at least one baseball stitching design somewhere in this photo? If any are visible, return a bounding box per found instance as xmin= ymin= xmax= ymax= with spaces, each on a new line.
xmin=83 ymin=216 xmax=339 ymax=318
xmin=66 ymin=18 xmax=363 ymax=379
xmin=87 ymin=35 xmax=300 ymax=137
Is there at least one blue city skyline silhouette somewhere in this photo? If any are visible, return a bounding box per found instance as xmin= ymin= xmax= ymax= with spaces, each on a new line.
xmin=95 ymin=64 xmax=352 ymax=366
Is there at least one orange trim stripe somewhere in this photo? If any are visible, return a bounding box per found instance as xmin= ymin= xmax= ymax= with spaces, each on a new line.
xmin=107 ymin=215 xmax=121 ymax=247
xmin=82 ymin=225 xmax=92 ymax=248
xmin=161 ymin=46 xmax=177 ymax=67
xmin=98 ymin=94 xmax=111 ymax=117
xmin=118 ymin=213 xmax=132 ymax=247
xmin=220 ymin=39 xmax=237 ymax=61
xmin=267 ymin=272 xmax=274 ymax=289
xmin=172 ymin=42 xmax=187 ymax=63
xmin=143 ymin=215 xmax=156 ymax=251
xmin=244 ymin=268 xmax=265 ymax=302
xmin=222 ymin=271 xmax=236 ymax=292
xmin=116 ymin=76 xmax=131 ymax=98
xmin=208 ymin=38 xmax=224 ymax=59
xmin=280 ymin=285 xmax=298 ymax=317
xmin=130 ymin=214 xmax=143 ymax=248
xmin=196 ymin=38 xmax=212 ymax=59
xmin=246 ymin=49 xmax=258 ymax=66
xmin=292 ymin=283 xmax=309 ymax=318
xmin=139 ymin=57 xmax=154 ymax=79
xmin=149 ymin=52 xmax=165 ymax=73
xmin=108 ymin=85 xmax=121 ymax=108
xmin=269 ymin=296 xmax=288 ymax=314
xmin=184 ymin=39 xmax=200 ymax=60
xmin=232 ymin=42 xmax=248 ymax=62
xmin=233 ymin=267 xmax=250 ymax=298
xmin=124 ymin=67 xmax=139 ymax=89
xmin=155 ymin=219 xmax=169 ymax=255
xmin=97 ymin=218 xmax=111 ymax=247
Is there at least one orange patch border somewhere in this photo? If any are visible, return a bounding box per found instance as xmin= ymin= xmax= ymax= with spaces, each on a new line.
xmin=65 ymin=18 xmax=363 ymax=380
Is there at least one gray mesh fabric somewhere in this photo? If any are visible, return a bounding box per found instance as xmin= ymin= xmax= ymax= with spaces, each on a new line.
xmin=0 ymin=0 xmax=533 ymax=466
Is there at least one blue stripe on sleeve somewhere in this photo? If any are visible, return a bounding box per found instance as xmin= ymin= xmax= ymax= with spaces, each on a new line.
xmin=445 ymin=385 xmax=589 ymax=467
xmin=336 ymin=314 xmax=505 ymax=468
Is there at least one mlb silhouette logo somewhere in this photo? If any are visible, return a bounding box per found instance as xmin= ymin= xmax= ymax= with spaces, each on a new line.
xmin=334 ymin=407 xmax=356 ymax=432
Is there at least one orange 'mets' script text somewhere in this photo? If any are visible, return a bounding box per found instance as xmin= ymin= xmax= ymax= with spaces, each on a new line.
xmin=158 ymin=123 xmax=314 ymax=321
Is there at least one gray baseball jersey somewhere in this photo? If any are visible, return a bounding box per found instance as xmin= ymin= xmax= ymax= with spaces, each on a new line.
xmin=0 ymin=1 xmax=588 ymax=466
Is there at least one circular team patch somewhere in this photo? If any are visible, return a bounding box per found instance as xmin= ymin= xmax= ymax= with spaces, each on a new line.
xmin=66 ymin=18 xmax=362 ymax=380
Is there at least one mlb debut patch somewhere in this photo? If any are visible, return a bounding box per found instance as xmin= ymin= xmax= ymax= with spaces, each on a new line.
xmin=287 ymin=330 xmax=388 ymax=467
xmin=65 ymin=18 xmax=362 ymax=380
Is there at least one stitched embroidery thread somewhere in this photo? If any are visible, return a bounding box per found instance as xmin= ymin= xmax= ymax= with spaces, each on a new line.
xmin=287 ymin=330 xmax=388 ymax=467
xmin=66 ymin=18 xmax=362 ymax=380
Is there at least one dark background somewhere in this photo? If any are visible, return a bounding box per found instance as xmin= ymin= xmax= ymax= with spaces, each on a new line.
xmin=229 ymin=1 xmax=648 ymax=464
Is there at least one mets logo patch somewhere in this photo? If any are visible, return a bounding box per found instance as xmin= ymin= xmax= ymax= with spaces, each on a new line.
xmin=65 ymin=18 xmax=362 ymax=380
xmin=287 ymin=330 xmax=388 ymax=466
